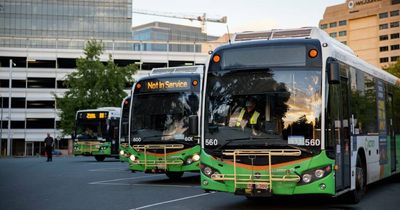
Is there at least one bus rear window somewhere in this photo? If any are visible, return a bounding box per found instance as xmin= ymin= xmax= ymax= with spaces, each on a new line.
xmin=221 ymin=45 xmax=306 ymax=69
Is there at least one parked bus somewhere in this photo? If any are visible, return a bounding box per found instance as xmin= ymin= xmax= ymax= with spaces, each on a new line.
xmin=128 ymin=66 xmax=203 ymax=179
xmin=73 ymin=107 xmax=121 ymax=161
xmin=197 ymin=27 xmax=400 ymax=203
xmin=119 ymin=95 xmax=131 ymax=163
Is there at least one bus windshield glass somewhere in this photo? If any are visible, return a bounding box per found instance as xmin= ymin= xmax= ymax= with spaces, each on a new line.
xmin=76 ymin=117 xmax=107 ymax=140
xmin=205 ymin=68 xmax=322 ymax=153
xmin=120 ymin=97 xmax=130 ymax=142
xmin=131 ymin=92 xmax=200 ymax=143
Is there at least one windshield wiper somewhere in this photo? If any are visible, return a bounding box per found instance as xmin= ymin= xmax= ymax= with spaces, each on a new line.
xmin=140 ymin=134 xmax=174 ymax=140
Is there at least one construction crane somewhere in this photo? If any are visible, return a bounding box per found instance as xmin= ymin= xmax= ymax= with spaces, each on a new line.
xmin=132 ymin=9 xmax=227 ymax=33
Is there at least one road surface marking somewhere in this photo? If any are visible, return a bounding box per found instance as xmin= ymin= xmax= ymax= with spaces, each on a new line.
xmin=89 ymin=174 xmax=164 ymax=184
xmin=131 ymin=192 xmax=216 ymax=210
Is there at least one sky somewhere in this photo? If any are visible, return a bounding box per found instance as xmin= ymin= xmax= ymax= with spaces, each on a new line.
xmin=132 ymin=0 xmax=345 ymax=36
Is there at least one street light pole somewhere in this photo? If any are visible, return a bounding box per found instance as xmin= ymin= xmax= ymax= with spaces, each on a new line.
xmin=7 ymin=59 xmax=13 ymax=156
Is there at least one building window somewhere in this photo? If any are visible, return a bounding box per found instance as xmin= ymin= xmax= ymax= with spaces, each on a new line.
xmin=329 ymin=22 xmax=337 ymax=28
xmin=380 ymin=35 xmax=389 ymax=41
xmin=390 ymin=10 xmax=399 ymax=17
xmin=390 ymin=21 xmax=399 ymax=28
xmin=27 ymin=101 xmax=55 ymax=109
xmin=11 ymin=98 xmax=26 ymax=108
xmin=379 ymin=12 xmax=389 ymax=19
xmin=1 ymin=97 xmax=9 ymax=108
xmin=12 ymin=80 xmax=26 ymax=88
xmin=339 ymin=31 xmax=347 ymax=37
xmin=27 ymin=78 xmax=55 ymax=88
xmin=0 ymin=79 xmax=9 ymax=88
xmin=380 ymin=46 xmax=389 ymax=52
xmin=379 ymin=23 xmax=389 ymax=30
xmin=339 ymin=20 xmax=347 ymax=26
xmin=391 ymin=44 xmax=400 ymax=50
xmin=391 ymin=33 xmax=400 ymax=39
xmin=329 ymin=32 xmax=337 ymax=38
xmin=391 ymin=56 xmax=400 ymax=62
xmin=26 ymin=118 xmax=55 ymax=129
xmin=320 ymin=24 xmax=328 ymax=29
xmin=56 ymin=80 xmax=68 ymax=89
xmin=11 ymin=121 xmax=25 ymax=129
xmin=393 ymin=0 xmax=400 ymax=5
xmin=380 ymin=57 xmax=389 ymax=63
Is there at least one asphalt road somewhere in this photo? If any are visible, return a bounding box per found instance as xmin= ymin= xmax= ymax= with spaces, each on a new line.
xmin=0 ymin=156 xmax=399 ymax=210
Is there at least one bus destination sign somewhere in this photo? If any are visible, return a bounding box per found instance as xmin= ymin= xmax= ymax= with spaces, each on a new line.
xmin=79 ymin=112 xmax=107 ymax=120
xmin=138 ymin=78 xmax=192 ymax=92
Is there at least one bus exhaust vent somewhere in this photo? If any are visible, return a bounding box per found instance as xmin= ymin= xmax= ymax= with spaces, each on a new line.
xmin=150 ymin=66 xmax=203 ymax=75
xmin=234 ymin=31 xmax=272 ymax=42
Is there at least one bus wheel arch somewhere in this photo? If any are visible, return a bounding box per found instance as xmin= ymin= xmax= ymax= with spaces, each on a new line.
xmin=349 ymin=148 xmax=367 ymax=204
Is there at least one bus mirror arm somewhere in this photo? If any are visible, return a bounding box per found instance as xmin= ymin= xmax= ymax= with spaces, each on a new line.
xmin=328 ymin=61 xmax=340 ymax=84
xmin=189 ymin=115 xmax=199 ymax=136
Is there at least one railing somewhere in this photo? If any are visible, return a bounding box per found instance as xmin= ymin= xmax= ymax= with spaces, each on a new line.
xmin=211 ymin=149 xmax=302 ymax=192
xmin=132 ymin=144 xmax=185 ymax=169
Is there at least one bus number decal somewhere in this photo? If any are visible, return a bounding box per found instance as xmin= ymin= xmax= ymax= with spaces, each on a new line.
xmin=132 ymin=137 xmax=142 ymax=142
xmin=305 ymin=139 xmax=320 ymax=146
xmin=205 ymin=138 xmax=218 ymax=146
xmin=184 ymin=137 xmax=194 ymax=142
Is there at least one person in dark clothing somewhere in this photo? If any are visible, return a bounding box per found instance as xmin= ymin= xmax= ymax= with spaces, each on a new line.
xmin=44 ymin=133 xmax=54 ymax=162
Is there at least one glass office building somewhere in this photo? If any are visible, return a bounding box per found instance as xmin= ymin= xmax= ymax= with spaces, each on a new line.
xmin=0 ymin=0 xmax=133 ymax=49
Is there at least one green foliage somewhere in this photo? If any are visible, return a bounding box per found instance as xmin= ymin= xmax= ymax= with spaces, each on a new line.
xmin=385 ymin=60 xmax=400 ymax=78
xmin=55 ymin=40 xmax=138 ymax=135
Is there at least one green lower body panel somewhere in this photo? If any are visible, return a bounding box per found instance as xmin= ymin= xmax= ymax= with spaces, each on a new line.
xmin=119 ymin=145 xmax=132 ymax=163
xmin=74 ymin=141 xmax=111 ymax=156
xmin=200 ymin=150 xmax=335 ymax=196
xmin=128 ymin=145 xmax=201 ymax=173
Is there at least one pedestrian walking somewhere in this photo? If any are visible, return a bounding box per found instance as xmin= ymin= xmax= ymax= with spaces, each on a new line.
xmin=44 ymin=133 xmax=54 ymax=162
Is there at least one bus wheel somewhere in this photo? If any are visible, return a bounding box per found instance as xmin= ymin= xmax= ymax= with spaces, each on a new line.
xmin=349 ymin=155 xmax=366 ymax=204
xmin=165 ymin=171 xmax=184 ymax=180
xmin=95 ymin=156 xmax=106 ymax=162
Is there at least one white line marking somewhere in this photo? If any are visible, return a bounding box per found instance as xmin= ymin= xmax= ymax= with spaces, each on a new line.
xmin=89 ymin=174 xmax=164 ymax=184
xmin=88 ymin=167 xmax=127 ymax=172
xmin=131 ymin=192 xmax=216 ymax=210
xmin=92 ymin=182 xmax=198 ymax=188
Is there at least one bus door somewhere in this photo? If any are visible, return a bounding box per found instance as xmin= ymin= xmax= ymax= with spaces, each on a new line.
xmin=387 ymin=94 xmax=396 ymax=172
xmin=328 ymin=74 xmax=351 ymax=191
xmin=109 ymin=119 xmax=120 ymax=155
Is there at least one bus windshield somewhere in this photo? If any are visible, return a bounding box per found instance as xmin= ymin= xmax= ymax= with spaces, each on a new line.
xmin=205 ymin=68 xmax=322 ymax=153
xmin=131 ymin=92 xmax=200 ymax=143
xmin=120 ymin=97 xmax=130 ymax=143
xmin=76 ymin=118 xmax=107 ymax=140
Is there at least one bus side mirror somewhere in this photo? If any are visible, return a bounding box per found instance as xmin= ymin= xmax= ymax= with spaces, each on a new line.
xmin=328 ymin=61 xmax=340 ymax=84
xmin=189 ymin=115 xmax=199 ymax=136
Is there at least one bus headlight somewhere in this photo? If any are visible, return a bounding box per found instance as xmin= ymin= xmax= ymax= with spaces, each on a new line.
xmin=298 ymin=165 xmax=332 ymax=185
xmin=192 ymin=154 xmax=200 ymax=162
xmin=120 ymin=150 xmax=124 ymax=155
xmin=129 ymin=155 xmax=136 ymax=161
xmin=185 ymin=158 xmax=193 ymax=165
xmin=315 ymin=169 xmax=324 ymax=178
xmin=302 ymin=174 xmax=312 ymax=183
xmin=203 ymin=166 xmax=213 ymax=176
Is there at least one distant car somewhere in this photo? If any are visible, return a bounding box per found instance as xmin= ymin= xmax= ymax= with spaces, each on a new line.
xmin=52 ymin=150 xmax=62 ymax=156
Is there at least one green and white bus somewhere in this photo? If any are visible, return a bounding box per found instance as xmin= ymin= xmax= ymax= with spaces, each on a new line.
xmin=119 ymin=95 xmax=131 ymax=163
xmin=73 ymin=107 xmax=121 ymax=161
xmin=197 ymin=27 xmax=400 ymax=202
xmin=128 ymin=66 xmax=203 ymax=179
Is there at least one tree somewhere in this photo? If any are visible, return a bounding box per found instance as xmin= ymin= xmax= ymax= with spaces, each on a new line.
xmin=56 ymin=40 xmax=137 ymax=136
xmin=385 ymin=60 xmax=400 ymax=78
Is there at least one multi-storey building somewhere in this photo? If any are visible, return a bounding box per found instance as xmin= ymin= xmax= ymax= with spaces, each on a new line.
xmin=0 ymin=0 xmax=219 ymax=156
xmin=132 ymin=21 xmax=218 ymax=53
xmin=319 ymin=0 xmax=400 ymax=68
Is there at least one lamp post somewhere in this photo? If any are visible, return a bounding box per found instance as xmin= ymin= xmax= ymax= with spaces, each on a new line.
xmin=7 ymin=59 xmax=14 ymax=156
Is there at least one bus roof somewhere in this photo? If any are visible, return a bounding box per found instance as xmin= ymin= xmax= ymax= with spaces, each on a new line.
xmin=229 ymin=27 xmax=400 ymax=87
xmin=150 ymin=65 xmax=204 ymax=76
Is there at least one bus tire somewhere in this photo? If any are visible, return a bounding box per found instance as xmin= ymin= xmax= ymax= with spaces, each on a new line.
xmin=349 ymin=154 xmax=366 ymax=204
xmin=95 ymin=155 xmax=106 ymax=162
xmin=165 ymin=171 xmax=184 ymax=180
